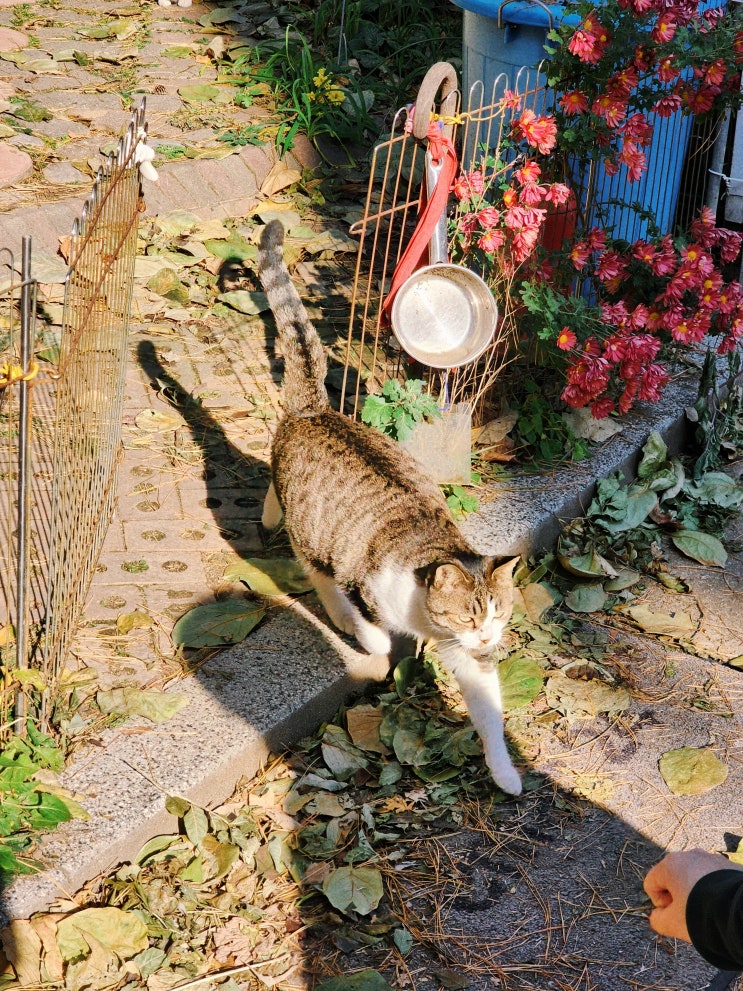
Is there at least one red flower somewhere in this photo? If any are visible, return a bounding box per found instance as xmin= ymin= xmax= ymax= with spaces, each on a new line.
xmin=596 ymin=249 xmax=628 ymax=282
xmin=477 ymin=206 xmax=501 ymax=229
xmin=682 ymin=84 xmax=717 ymax=115
xmin=601 ymin=301 xmax=630 ymax=326
xmin=478 ymin=230 xmax=505 ymax=254
xmin=629 ymin=304 xmax=650 ymax=329
xmin=590 ymin=396 xmax=615 ymax=419
xmin=632 ymin=44 xmax=654 ymax=71
xmin=638 ymin=364 xmax=670 ymax=402
xmin=512 ymin=227 xmax=542 ymax=262
xmin=519 ymin=182 xmax=547 ymax=206
xmin=704 ymin=60 xmax=727 ymax=87
xmin=586 ymin=228 xmax=607 ymax=251
xmin=499 ymin=89 xmax=522 ymax=111
xmin=657 ymin=56 xmax=680 ymax=83
xmin=735 ymin=30 xmax=743 ymax=64
xmin=668 ymin=318 xmax=694 ymax=343
xmin=458 ymin=213 xmax=479 ymax=236
xmin=603 ymin=334 xmax=628 ymax=362
xmin=690 ymin=205 xmax=718 ymax=247
xmin=568 ymin=28 xmax=604 ymax=64
xmin=698 ymin=273 xmax=723 ymax=310
xmin=560 ymin=90 xmax=590 ymax=115
xmin=618 ymin=379 xmax=640 ymax=414
xmin=557 ymin=327 xmax=577 ymax=350
xmin=652 ymin=14 xmax=677 ymax=42
xmin=621 ymin=113 xmax=654 ymax=146
xmin=717 ymin=229 xmax=743 ymax=264
xmin=502 ymin=188 xmax=519 ymax=209
xmin=603 ymin=158 xmax=620 ymax=177
xmin=607 ymin=66 xmax=639 ymax=98
xmin=512 ymin=109 xmax=558 ymax=154
xmin=503 ymin=204 xmax=546 ymax=230
xmin=653 ymin=93 xmax=683 ymax=117
xmin=452 ymin=170 xmax=484 ymax=201
xmin=592 ymin=93 xmax=628 ymax=127
xmin=632 ymin=240 xmax=656 ymax=265
xmin=543 ymin=183 xmax=572 ymax=205
xmin=619 ymin=141 xmax=647 ymax=182
xmin=515 ymin=160 xmax=541 ymax=184
xmin=626 ymin=333 xmax=661 ymax=362
xmin=570 ymin=241 xmax=591 ymax=270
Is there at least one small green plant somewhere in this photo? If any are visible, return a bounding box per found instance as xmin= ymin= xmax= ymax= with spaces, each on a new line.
xmin=256 ymin=29 xmax=373 ymax=155
xmin=513 ymin=382 xmax=591 ymax=465
xmin=216 ymin=124 xmax=266 ymax=148
xmin=360 ymin=378 xmax=441 ymax=442
xmin=689 ymin=349 xmax=743 ymax=477
xmin=442 ymin=484 xmax=479 ymax=520
xmin=0 ymin=722 xmax=79 ymax=880
xmin=155 ymin=144 xmax=187 ymax=161
xmin=10 ymin=4 xmax=32 ymax=26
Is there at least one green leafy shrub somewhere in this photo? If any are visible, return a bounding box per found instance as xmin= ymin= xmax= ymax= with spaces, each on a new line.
xmin=360 ymin=378 xmax=441 ymax=442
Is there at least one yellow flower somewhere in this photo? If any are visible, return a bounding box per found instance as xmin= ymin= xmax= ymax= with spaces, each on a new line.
xmin=312 ymin=67 xmax=330 ymax=87
xmin=326 ymin=87 xmax=345 ymax=104
xmin=307 ymin=91 xmax=316 ymax=102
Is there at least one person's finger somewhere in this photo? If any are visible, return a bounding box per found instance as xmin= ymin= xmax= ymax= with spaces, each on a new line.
xmin=643 ymin=859 xmax=673 ymax=902
xmin=648 ymin=906 xmax=674 ymax=937
xmin=647 ymin=887 xmax=673 ymax=908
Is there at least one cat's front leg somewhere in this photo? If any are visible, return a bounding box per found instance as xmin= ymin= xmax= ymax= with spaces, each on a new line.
xmin=308 ymin=570 xmax=392 ymax=655
xmin=436 ymin=644 xmax=522 ymax=795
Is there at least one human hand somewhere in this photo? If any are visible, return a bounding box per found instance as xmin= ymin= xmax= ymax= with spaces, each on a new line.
xmin=643 ymin=849 xmax=743 ymax=941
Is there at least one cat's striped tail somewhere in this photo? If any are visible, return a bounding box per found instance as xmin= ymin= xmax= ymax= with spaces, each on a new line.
xmin=256 ymin=219 xmax=329 ymax=415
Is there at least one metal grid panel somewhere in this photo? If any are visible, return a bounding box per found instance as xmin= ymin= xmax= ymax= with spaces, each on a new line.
xmin=340 ymin=64 xmax=553 ymax=423
xmin=0 ymin=102 xmax=145 ymax=738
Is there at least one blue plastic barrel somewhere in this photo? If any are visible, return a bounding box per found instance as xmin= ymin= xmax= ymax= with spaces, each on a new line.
xmin=449 ymin=0 xmax=715 ymax=241
xmin=450 ymin=0 xmax=578 ymax=106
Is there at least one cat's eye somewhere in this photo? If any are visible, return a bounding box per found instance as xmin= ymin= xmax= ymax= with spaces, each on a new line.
xmin=458 ymin=614 xmax=477 ymax=627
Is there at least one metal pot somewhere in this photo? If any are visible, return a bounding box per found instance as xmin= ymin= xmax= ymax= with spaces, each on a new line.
xmin=391 ymin=154 xmax=498 ymax=370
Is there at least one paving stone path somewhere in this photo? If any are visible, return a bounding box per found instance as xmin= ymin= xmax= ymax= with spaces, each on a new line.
xmin=0 ymin=0 xmax=325 ymax=690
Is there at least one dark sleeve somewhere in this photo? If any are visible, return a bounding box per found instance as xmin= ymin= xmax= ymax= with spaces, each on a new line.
xmin=686 ymin=869 xmax=743 ymax=971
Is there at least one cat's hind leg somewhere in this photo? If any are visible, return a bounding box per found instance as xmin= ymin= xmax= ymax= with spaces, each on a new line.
xmin=261 ymin=482 xmax=283 ymax=529
xmin=436 ymin=644 xmax=522 ymax=795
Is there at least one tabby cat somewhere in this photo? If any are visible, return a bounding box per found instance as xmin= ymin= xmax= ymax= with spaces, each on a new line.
xmin=256 ymin=220 xmax=522 ymax=795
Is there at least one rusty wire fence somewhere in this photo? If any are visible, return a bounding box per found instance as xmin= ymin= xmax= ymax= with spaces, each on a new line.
xmin=0 ymin=102 xmax=146 ymax=739
xmin=340 ymin=62 xmax=722 ymax=423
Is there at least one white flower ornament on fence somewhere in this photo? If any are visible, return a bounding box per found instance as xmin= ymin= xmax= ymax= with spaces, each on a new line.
xmin=134 ymin=131 xmax=158 ymax=183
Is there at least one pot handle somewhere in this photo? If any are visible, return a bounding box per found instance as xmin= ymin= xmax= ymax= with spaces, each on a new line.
xmin=412 ymin=61 xmax=459 ymax=143
xmin=426 ymin=153 xmax=448 ymax=267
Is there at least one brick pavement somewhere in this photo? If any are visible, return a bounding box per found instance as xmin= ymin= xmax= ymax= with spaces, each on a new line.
xmin=0 ymin=0 xmax=318 ymax=692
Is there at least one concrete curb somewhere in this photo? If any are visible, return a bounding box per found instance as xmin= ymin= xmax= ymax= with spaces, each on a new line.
xmin=1 ymin=371 xmax=697 ymax=923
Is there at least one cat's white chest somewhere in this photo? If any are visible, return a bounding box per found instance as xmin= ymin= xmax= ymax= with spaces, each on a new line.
xmin=369 ymin=565 xmax=432 ymax=639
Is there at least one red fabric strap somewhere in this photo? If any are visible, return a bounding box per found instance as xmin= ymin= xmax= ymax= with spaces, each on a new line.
xmin=381 ymin=135 xmax=458 ymax=327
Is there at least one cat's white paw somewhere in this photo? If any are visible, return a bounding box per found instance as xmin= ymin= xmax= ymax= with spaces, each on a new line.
xmin=355 ymin=621 xmax=392 ymax=656
xmin=490 ymin=761 xmax=522 ymax=796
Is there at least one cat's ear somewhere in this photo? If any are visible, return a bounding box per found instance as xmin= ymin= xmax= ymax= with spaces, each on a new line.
xmin=486 ymin=555 xmax=520 ymax=581
xmin=430 ymin=562 xmax=473 ymax=594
